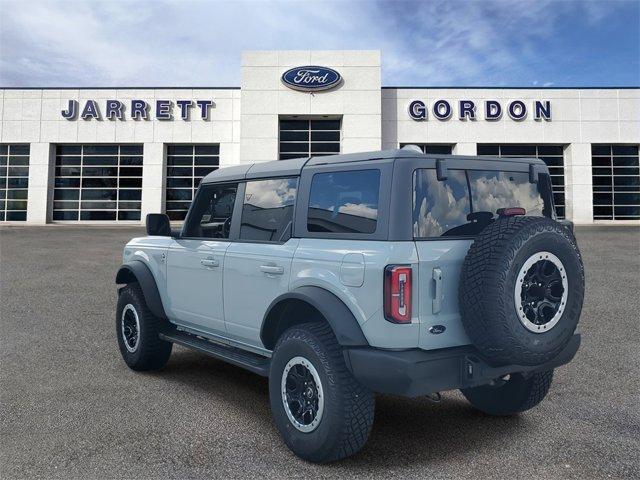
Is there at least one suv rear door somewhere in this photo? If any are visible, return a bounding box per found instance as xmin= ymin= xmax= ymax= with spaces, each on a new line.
xmin=223 ymin=177 xmax=299 ymax=349
xmin=412 ymin=158 xmax=556 ymax=349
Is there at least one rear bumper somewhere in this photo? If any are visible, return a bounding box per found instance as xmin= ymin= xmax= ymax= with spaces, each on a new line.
xmin=344 ymin=334 xmax=581 ymax=397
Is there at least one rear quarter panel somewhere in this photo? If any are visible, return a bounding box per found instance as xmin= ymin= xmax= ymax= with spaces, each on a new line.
xmin=290 ymin=239 xmax=420 ymax=349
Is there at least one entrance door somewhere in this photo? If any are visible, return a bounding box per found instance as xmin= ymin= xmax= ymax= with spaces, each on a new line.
xmin=165 ymin=182 xmax=238 ymax=335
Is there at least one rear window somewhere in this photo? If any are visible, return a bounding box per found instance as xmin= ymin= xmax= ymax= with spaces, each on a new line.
xmin=307 ymin=170 xmax=380 ymax=234
xmin=469 ymin=170 xmax=545 ymax=217
xmin=413 ymin=168 xmax=553 ymax=238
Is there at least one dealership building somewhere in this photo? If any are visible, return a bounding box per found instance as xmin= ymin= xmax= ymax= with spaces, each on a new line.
xmin=1 ymin=50 xmax=638 ymax=225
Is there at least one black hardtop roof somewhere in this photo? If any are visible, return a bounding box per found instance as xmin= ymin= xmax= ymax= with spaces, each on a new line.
xmin=201 ymin=148 xmax=545 ymax=183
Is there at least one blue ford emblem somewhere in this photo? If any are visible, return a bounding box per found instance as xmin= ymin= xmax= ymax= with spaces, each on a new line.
xmin=281 ymin=66 xmax=342 ymax=92
xmin=428 ymin=325 xmax=446 ymax=335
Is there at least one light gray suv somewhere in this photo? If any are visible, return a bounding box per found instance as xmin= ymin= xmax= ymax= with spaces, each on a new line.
xmin=115 ymin=148 xmax=584 ymax=462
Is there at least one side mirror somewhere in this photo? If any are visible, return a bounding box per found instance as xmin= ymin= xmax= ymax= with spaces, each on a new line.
xmin=146 ymin=213 xmax=171 ymax=236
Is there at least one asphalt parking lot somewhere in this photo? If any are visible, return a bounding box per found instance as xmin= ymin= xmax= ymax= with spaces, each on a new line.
xmin=1 ymin=225 xmax=639 ymax=479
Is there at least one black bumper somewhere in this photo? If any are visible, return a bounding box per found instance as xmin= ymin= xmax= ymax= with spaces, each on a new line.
xmin=344 ymin=334 xmax=581 ymax=397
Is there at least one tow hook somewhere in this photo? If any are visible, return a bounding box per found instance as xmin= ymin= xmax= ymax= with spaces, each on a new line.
xmin=425 ymin=392 xmax=442 ymax=403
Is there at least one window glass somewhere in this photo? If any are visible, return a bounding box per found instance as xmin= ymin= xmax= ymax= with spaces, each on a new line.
xmin=184 ymin=184 xmax=237 ymax=238
xmin=240 ymin=178 xmax=298 ymax=242
xmin=592 ymin=145 xmax=640 ymax=220
xmin=279 ymin=119 xmax=341 ymax=160
xmin=413 ymin=169 xmax=552 ymax=238
xmin=165 ymin=144 xmax=219 ymax=221
xmin=53 ymin=144 xmax=142 ymax=222
xmin=308 ymin=170 xmax=380 ymax=234
xmin=413 ymin=169 xmax=470 ymax=237
xmin=478 ymin=144 xmax=566 ymax=218
xmin=469 ymin=170 xmax=545 ymax=217
xmin=0 ymin=144 xmax=29 ymax=222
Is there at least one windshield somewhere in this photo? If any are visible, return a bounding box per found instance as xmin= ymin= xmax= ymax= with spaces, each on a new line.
xmin=413 ymin=168 xmax=554 ymax=238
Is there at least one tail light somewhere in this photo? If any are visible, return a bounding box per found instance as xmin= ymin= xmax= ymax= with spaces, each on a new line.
xmin=384 ymin=265 xmax=412 ymax=323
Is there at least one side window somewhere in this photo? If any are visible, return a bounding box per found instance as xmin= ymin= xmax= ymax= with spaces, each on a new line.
xmin=183 ymin=183 xmax=237 ymax=239
xmin=239 ymin=177 xmax=298 ymax=242
xmin=307 ymin=169 xmax=380 ymax=234
xmin=413 ymin=169 xmax=470 ymax=237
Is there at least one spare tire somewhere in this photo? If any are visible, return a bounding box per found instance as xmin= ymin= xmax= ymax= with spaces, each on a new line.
xmin=459 ymin=216 xmax=584 ymax=366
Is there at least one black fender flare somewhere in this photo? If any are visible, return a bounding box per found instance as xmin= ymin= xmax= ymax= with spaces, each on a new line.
xmin=115 ymin=260 xmax=168 ymax=320
xmin=261 ymin=286 xmax=369 ymax=348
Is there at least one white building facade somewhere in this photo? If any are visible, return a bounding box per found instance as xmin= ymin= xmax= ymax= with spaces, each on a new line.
xmin=1 ymin=50 xmax=638 ymax=225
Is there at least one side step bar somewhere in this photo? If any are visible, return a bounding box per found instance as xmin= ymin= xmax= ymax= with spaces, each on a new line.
xmin=159 ymin=330 xmax=270 ymax=377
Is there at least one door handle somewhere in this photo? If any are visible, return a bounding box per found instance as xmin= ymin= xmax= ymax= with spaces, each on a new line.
xmin=200 ymin=258 xmax=219 ymax=268
xmin=432 ymin=267 xmax=443 ymax=314
xmin=260 ymin=265 xmax=284 ymax=275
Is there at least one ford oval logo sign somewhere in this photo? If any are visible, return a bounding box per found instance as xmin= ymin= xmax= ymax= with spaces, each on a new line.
xmin=428 ymin=325 xmax=446 ymax=335
xmin=281 ymin=66 xmax=342 ymax=92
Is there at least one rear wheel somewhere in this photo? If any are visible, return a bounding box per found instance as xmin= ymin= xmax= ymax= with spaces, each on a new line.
xmin=268 ymin=322 xmax=375 ymax=463
xmin=461 ymin=370 xmax=554 ymax=416
xmin=116 ymin=283 xmax=173 ymax=371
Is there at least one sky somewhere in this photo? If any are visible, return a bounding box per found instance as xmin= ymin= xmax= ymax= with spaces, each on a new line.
xmin=0 ymin=0 xmax=638 ymax=88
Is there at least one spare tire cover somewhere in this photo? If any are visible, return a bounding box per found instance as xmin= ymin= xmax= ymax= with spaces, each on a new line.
xmin=459 ymin=216 xmax=584 ymax=366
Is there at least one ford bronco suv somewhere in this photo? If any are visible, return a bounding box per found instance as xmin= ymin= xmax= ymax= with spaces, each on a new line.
xmin=115 ymin=148 xmax=584 ymax=463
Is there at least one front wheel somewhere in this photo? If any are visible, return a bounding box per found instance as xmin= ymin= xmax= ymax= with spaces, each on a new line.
xmin=461 ymin=370 xmax=554 ymax=416
xmin=268 ymin=322 xmax=375 ymax=463
xmin=116 ymin=283 xmax=173 ymax=371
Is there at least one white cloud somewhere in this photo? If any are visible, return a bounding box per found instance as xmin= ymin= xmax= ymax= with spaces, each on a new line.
xmin=338 ymin=202 xmax=378 ymax=219
xmin=413 ymin=170 xmax=469 ymax=237
xmin=245 ymin=179 xmax=296 ymax=208
xmin=470 ymin=173 xmax=545 ymax=216
xmin=0 ymin=0 xmax=629 ymax=87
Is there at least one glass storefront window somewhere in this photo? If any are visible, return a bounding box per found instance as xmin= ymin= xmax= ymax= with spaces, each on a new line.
xmin=592 ymin=145 xmax=640 ymax=220
xmin=279 ymin=119 xmax=341 ymax=160
xmin=0 ymin=144 xmax=30 ymax=221
xmin=165 ymin=144 xmax=220 ymax=221
xmin=53 ymin=145 xmax=143 ymax=221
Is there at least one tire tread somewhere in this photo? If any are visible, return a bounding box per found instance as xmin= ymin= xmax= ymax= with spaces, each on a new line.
xmin=459 ymin=217 xmax=584 ymax=365
xmin=117 ymin=283 xmax=172 ymax=371
xmin=272 ymin=322 xmax=375 ymax=462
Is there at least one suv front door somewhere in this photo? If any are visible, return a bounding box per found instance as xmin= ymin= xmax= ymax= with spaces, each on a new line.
xmin=223 ymin=178 xmax=299 ymax=349
xmin=165 ymin=182 xmax=239 ymax=335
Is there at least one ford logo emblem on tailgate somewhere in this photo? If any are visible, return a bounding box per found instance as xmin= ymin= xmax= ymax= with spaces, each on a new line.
xmin=429 ymin=325 xmax=446 ymax=335
xmin=281 ymin=66 xmax=342 ymax=92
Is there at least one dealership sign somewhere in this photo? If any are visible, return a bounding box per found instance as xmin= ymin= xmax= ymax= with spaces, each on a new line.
xmin=61 ymin=99 xmax=214 ymax=120
xmin=407 ymin=99 xmax=552 ymax=121
xmin=281 ymin=66 xmax=342 ymax=92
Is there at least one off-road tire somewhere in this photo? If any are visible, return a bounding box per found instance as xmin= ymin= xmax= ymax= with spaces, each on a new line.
xmin=116 ymin=283 xmax=173 ymax=371
xmin=269 ymin=322 xmax=375 ymax=463
xmin=459 ymin=216 xmax=584 ymax=366
xmin=461 ymin=370 xmax=554 ymax=415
